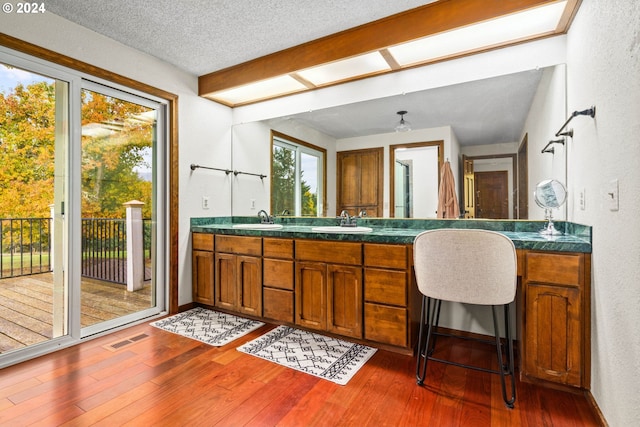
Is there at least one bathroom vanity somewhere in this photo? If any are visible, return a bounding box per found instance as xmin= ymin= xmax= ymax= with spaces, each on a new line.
xmin=191 ymin=217 xmax=592 ymax=391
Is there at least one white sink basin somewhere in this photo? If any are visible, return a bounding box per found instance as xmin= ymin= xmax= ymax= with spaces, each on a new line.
xmin=311 ymin=226 xmax=373 ymax=233
xmin=232 ymin=223 xmax=283 ymax=230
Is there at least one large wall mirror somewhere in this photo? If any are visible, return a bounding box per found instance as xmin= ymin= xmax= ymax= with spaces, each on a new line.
xmin=230 ymin=64 xmax=567 ymax=220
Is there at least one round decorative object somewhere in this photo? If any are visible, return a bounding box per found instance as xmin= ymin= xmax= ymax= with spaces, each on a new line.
xmin=534 ymin=179 xmax=567 ymax=236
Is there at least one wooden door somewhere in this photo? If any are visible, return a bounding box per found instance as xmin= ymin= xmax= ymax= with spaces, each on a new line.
xmin=337 ymin=152 xmax=359 ymax=210
xmin=358 ymin=150 xmax=381 ymax=208
xmin=295 ymin=262 xmax=327 ymax=331
xmin=327 ymin=264 xmax=362 ymax=338
xmin=192 ymin=250 xmax=214 ymax=305
xmin=518 ymin=134 xmax=529 ymax=219
xmin=237 ymin=256 xmax=262 ymax=316
xmin=337 ymin=148 xmax=383 ymax=216
xmin=475 ymin=171 xmax=509 ymax=218
xmin=462 ymin=156 xmax=475 ymax=218
xmin=214 ymin=253 xmax=237 ymax=310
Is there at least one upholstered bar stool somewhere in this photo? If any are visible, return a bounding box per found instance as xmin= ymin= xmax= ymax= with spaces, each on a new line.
xmin=413 ymin=229 xmax=517 ymax=408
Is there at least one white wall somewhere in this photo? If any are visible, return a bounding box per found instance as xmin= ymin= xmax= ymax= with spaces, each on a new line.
xmin=565 ymin=1 xmax=640 ymax=425
xmin=0 ymin=11 xmax=232 ymax=307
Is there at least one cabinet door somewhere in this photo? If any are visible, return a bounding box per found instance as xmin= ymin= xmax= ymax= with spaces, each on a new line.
xmin=237 ymin=256 xmax=262 ymax=316
xmin=215 ymin=253 xmax=237 ymax=310
xmin=524 ymin=282 xmax=582 ymax=387
xmin=337 ymin=148 xmax=383 ymax=216
xmin=192 ymin=250 xmax=214 ymax=305
xmin=358 ymin=150 xmax=382 ymax=207
xmin=327 ymin=265 xmax=363 ymax=338
xmin=295 ymin=262 xmax=327 ymax=331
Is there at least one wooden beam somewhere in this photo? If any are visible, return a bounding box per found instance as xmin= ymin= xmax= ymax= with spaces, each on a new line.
xmin=198 ymin=0 xmax=565 ymax=97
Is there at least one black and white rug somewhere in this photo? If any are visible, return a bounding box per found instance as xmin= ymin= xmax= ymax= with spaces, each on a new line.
xmin=237 ymin=325 xmax=377 ymax=385
xmin=150 ymin=307 xmax=264 ymax=346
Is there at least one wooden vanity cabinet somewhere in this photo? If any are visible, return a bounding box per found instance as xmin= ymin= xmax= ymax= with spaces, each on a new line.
xmin=192 ymin=233 xmax=215 ymax=306
xmin=262 ymin=238 xmax=295 ymax=323
xmin=363 ymin=243 xmax=413 ymax=347
xmin=214 ymin=235 xmax=262 ymax=316
xmin=521 ymin=250 xmax=591 ymax=389
xmin=295 ymin=240 xmax=363 ymax=339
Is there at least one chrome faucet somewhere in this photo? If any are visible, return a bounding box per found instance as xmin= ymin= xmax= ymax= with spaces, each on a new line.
xmin=338 ymin=210 xmax=357 ymax=227
xmin=257 ymin=209 xmax=273 ymax=224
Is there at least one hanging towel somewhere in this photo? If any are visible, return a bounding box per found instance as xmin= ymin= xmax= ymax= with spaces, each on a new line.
xmin=437 ymin=160 xmax=460 ymax=219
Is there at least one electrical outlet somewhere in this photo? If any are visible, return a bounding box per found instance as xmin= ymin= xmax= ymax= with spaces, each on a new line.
xmin=202 ymin=196 xmax=210 ymax=209
xmin=250 ymin=199 xmax=256 ymax=209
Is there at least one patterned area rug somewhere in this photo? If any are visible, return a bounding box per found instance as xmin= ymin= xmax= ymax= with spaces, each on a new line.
xmin=150 ymin=307 xmax=264 ymax=346
xmin=237 ymin=325 xmax=377 ymax=385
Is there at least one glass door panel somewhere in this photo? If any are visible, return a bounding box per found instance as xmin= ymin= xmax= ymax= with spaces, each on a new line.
xmin=79 ymin=85 xmax=161 ymax=333
xmin=0 ymin=62 xmax=68 ymax=354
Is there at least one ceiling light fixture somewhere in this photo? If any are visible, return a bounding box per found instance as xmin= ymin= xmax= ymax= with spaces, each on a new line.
xmin=199 ymin=0 xmax=582 ymax=107
xmin=395 ymin=111 xmax=411 ymax=132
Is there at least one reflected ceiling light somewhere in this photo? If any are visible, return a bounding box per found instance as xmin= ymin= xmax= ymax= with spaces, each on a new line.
xmin=395 ymin=111 xmax=411 ymax=132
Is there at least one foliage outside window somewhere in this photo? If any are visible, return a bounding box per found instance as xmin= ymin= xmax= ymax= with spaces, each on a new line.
xmin=271 ymin=132 xmax=324 ymax=217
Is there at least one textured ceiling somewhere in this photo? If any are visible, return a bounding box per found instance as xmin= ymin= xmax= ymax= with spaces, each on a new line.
xmin=44 ymin=0 xmax=435 ymax=76
xmin=43 ymin=0 xmax=546 ymax=145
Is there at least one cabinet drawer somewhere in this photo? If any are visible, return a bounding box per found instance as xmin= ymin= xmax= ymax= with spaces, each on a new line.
xmin=364 ymin=303 xmax=407 ymax=347
xmin=192 ymin=233 xmax=214 ymax=251
xmin=364 ymin=268 xmax=406 ymax=306
xmin=526 ymin=252 xmax=583 ymax=286
xmin=295 ymin=240 xmax=362 ymax=265
xmin=263 ymin=288 xmax=294 ymax=323
xmin=364 ymin=244 xmax=408 ymax=269
xmin=215 ymin=235 xmax=262 ymax=256
xmin=263 ymin=238 xmax=293 ymax=259
xmin=263 ymin=259 xmax=294 ymax=290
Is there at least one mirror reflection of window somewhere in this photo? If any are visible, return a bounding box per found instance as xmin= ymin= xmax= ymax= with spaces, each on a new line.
xmin=271 ymin=131 xmax=325 ymax=217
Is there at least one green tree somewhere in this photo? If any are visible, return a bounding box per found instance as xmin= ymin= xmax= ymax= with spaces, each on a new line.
xmin=272 ymin=145 xmax=295 ymax=215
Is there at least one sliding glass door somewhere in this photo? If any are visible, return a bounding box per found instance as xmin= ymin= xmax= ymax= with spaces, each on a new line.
xmin=79 ymin=82 xmax=164 ymax=336
xmin=0 ymin=60 xmax=69 ymax=354
xmin=0 ymin=47 xmax=167 ymax=366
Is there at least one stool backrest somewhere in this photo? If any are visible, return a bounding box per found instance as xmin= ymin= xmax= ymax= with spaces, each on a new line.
xmin=413 ymin=229 xmax=517 ymax=305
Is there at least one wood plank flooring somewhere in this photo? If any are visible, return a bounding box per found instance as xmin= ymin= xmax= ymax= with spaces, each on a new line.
xmin=0 ymin=318 xmax=604 ymax=426
xmin=0 ymin=274 xmax=152 ymax=353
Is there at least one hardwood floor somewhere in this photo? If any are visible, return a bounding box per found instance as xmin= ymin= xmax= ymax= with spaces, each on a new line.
xmin=0 ymin=273 xmax=152 ymax=353
xmin=0 ymin=318 xmax=603 ymax=426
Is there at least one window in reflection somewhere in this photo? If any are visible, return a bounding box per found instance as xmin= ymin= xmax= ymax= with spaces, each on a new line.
xmin=271 ymin=131 xmax=325 ymax=216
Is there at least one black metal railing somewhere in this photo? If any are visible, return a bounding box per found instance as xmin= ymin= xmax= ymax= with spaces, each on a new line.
xmin=81 ymin=218 xmax=152 ymax=285
xmin=0 ymin=217 xmax=52 ymax=278
xmin=1 ymin=216 xmax=151 ymax=284
xmin=81 ymin=218 xmax=127 ymax=284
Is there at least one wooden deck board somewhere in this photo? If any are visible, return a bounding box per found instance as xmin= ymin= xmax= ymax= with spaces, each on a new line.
xmin=0 ymin=273 xmax=152 ymax=353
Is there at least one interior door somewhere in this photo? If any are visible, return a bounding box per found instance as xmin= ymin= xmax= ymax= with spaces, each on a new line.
xmin=475 ymin=171 xmax=509 ymax=219
xmin=518 ymin=134 xmax=529 ymax=219
xmin=462 ymin=156 xmax=475 ymax=218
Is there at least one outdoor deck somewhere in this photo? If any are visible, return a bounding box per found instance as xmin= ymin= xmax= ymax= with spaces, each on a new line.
xmin=0 ymin=273 xmax=152 ymax=353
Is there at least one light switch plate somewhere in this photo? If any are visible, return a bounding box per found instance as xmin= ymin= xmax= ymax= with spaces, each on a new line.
xmin=607 ymin=179 xmax=619 ymax=211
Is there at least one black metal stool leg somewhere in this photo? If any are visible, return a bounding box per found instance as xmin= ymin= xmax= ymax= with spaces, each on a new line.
xmin=492 ymin=305 xmax=516 ymax=408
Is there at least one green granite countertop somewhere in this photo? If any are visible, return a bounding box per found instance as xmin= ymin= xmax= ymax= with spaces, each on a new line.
xmin=191 ymin=217 xmax=592 ymax=253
